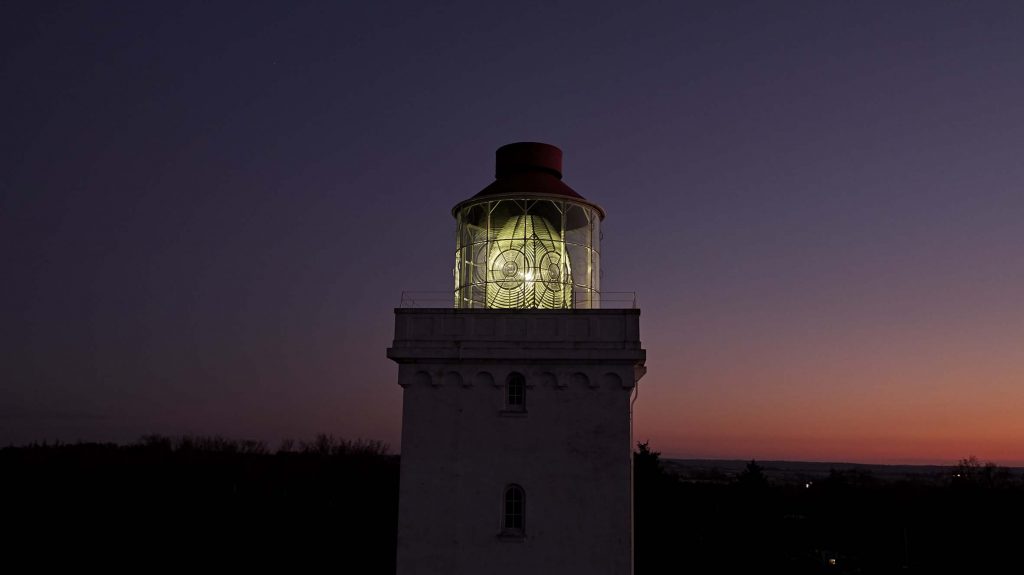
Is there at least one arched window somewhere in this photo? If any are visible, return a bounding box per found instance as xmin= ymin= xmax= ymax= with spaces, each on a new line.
xmin=505 ymin=372 xmax=525 ymax=411
xmin=503 ymin=484 xmax=525 ymax=533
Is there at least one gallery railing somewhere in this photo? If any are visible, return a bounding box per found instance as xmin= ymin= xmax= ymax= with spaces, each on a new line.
xmin=398 ymin=291 xmax=638 ymax=309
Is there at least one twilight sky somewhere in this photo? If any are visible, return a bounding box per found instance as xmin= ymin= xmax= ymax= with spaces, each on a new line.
xmin=3 ymin=1 xmax=1023 ymax=465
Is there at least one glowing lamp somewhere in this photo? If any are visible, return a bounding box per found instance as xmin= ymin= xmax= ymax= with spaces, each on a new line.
xmin=452 ymin=142 xmax=605 ymax=309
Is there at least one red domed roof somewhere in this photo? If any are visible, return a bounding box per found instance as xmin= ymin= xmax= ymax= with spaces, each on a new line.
xmin=452 ymin=142 xmax=604 ymax=219
xmin=471 ymin=142 xmax=586 ymax=201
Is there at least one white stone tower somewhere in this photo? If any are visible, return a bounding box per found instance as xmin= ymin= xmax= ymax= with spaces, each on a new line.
xmin=388 ymin=142 xmax=646 ymax=575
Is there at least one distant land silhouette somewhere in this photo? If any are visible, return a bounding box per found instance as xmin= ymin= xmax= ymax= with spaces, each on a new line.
xmin=662 ymin=458 xmax=1024 ymax=485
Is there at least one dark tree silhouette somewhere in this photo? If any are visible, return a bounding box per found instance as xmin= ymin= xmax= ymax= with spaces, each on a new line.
xmin=737 ymin=459 xmax=769 ymax=489
xmin=952 ymin=455 xmax=1012 ymax=488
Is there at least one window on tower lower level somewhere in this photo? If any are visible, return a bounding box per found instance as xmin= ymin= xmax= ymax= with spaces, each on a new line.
xmin=502 ymin=484 xmax=525 ymax=535
xmin=506 ymin=372 xmax=525 ymax=411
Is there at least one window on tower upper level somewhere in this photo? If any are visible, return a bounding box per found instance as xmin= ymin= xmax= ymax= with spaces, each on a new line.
xmin=502 ymin=484 xmax=525 ymax=537
xmin=505 ymin=372 xmax=525 ymax=412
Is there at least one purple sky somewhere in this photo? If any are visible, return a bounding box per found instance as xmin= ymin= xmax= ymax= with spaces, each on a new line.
xmin=3 ymin=1 xmax=1023 ymax=464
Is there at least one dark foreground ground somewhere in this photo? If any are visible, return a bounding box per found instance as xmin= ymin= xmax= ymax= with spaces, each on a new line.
xmin=4 ymin=437 xmax=1022 ymax=573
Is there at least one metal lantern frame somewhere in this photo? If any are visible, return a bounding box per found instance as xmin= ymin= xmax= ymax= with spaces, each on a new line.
xmin=453 ymin=194 xmax=603 ymax=310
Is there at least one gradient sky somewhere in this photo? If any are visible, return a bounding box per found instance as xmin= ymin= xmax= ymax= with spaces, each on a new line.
xmin=3 ymin=1 xmax=1023 ymax=465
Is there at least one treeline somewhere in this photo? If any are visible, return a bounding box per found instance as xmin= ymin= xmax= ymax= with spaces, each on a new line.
xmin=2 ymin=434 xmax=398 ymax=572
xmin=634 ymin=443 xmax=1024 ymax=574
xmin=5 ymin=437 xmax=1023 ymax=573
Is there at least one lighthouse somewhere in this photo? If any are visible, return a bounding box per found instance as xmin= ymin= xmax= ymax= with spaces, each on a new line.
xmin=387 ymin=142 xmax=646 ymax=575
